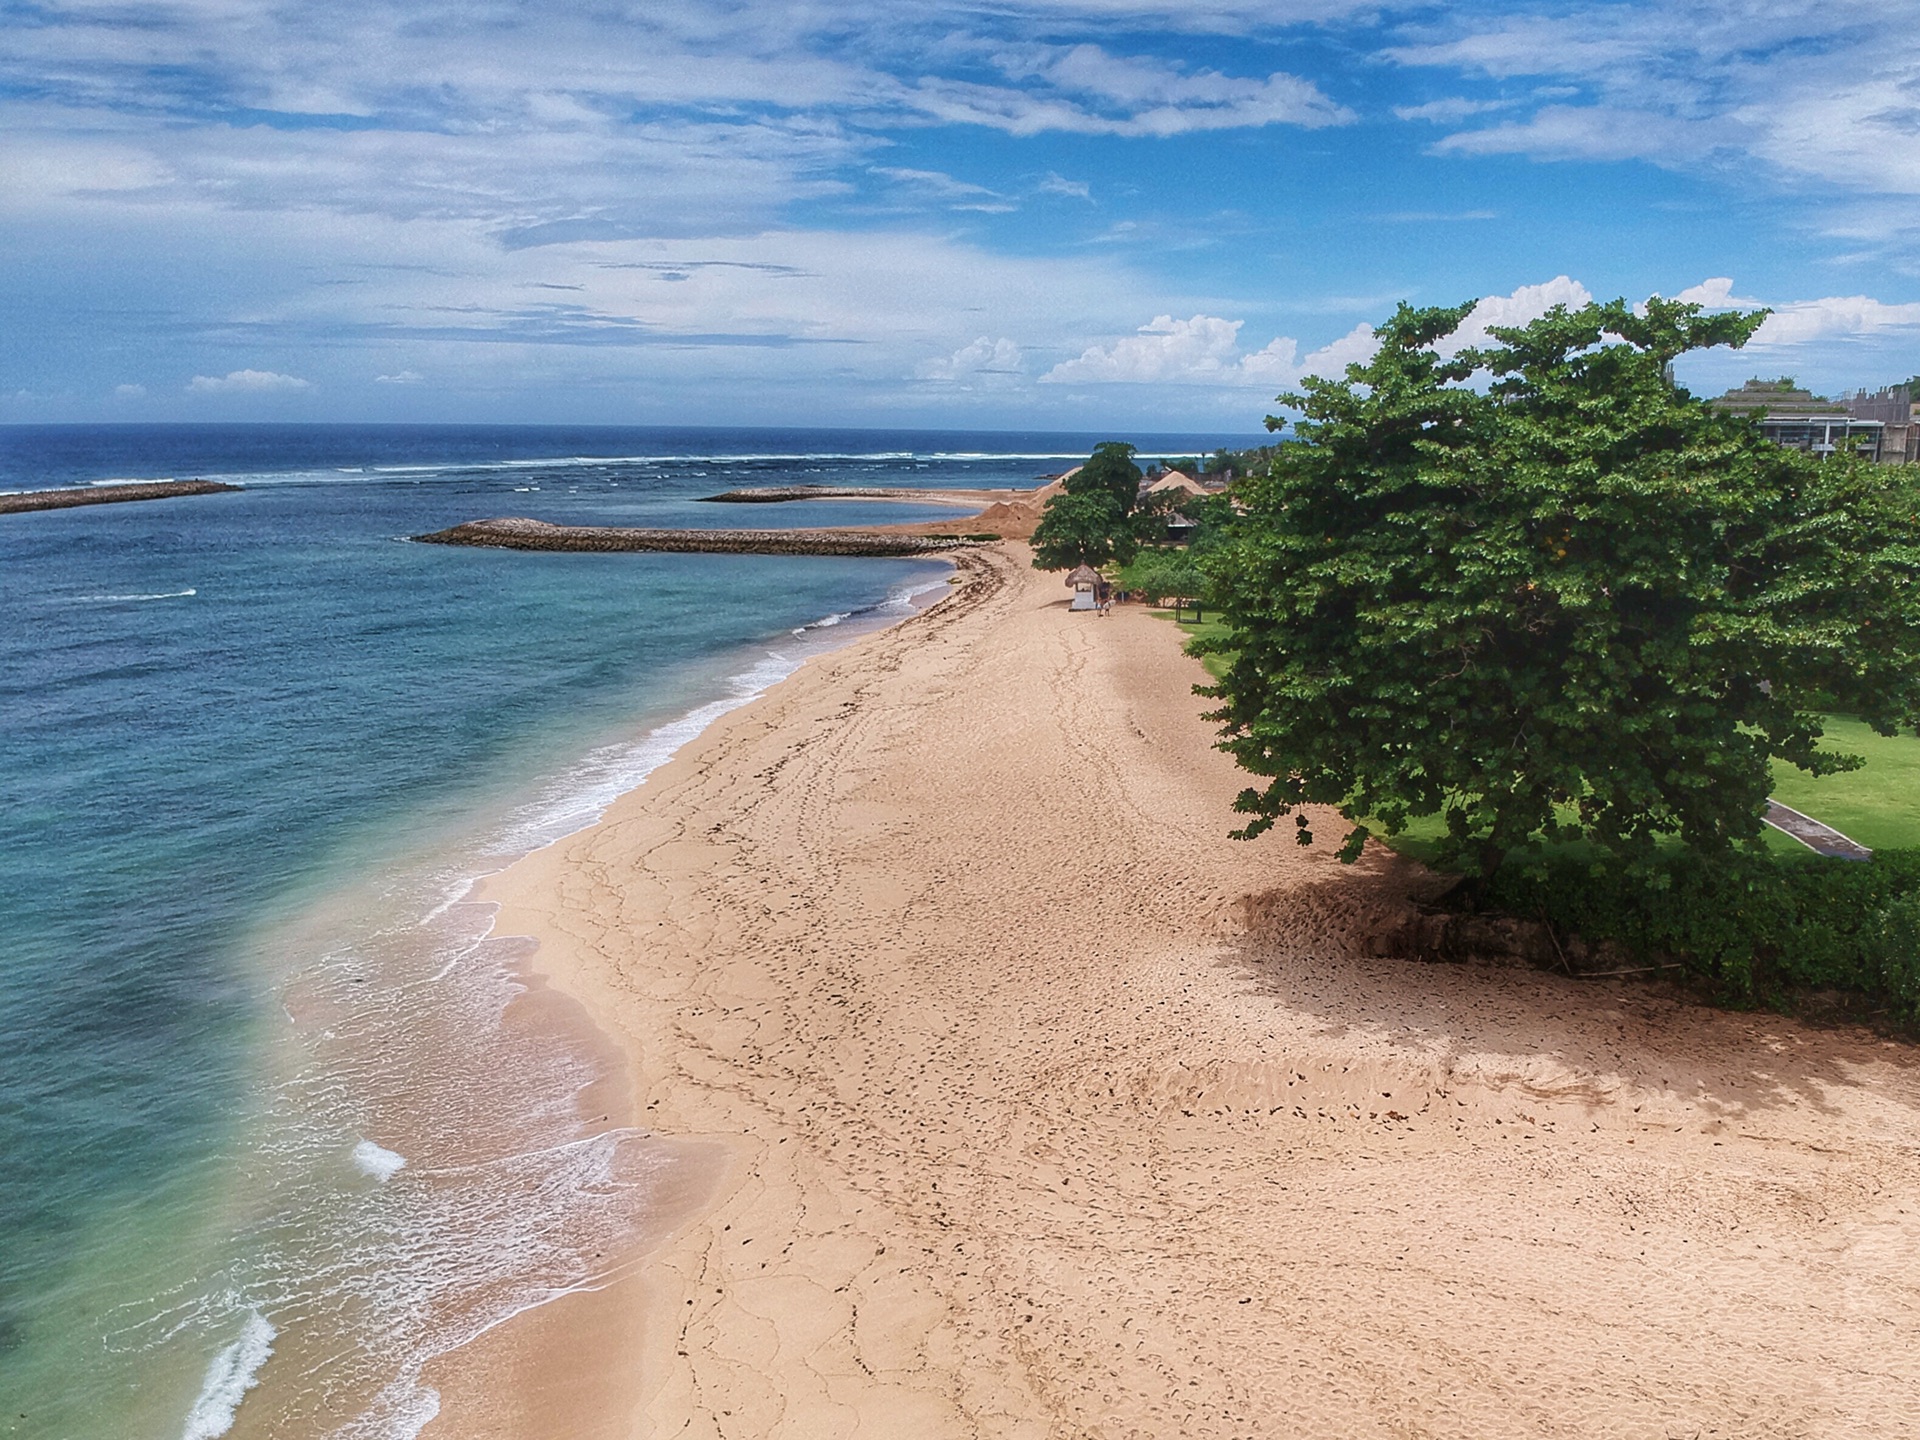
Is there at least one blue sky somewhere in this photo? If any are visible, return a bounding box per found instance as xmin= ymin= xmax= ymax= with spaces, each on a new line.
xmin=5 ymin=0 xmax=1920 ymax=429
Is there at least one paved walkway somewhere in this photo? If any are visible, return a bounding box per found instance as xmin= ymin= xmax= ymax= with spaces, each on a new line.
xmin=1764 ymin=800 xmax=1873 ymax=860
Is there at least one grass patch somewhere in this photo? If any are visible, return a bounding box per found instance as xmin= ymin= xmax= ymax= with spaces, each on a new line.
xmin=1363 ymin=717 xmax=1920 ymax=864
xmin=1148 ymin=608 xmax=1232 ymax=679
xmin=1768 ymin=717 xmax=1920 ymax=851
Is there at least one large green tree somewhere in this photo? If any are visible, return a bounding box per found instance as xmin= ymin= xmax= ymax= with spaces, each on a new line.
xmin=1200 ymin=296 xmax=1920 ymax=875
xmin=1067 ymin=441 xmax=1144 ymax=513
xmin=1031 ymin=441 xmax=1144 ymax=570
xmin=1031 ymin=492 xmax=1137 ymax=569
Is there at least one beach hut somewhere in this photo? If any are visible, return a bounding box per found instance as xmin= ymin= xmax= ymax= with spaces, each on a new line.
xmin=1066 ymin=563 xmax=1101 ymax=611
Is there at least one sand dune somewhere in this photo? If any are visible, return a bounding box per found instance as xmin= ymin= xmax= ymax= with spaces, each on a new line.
xmin=479 ymin=543 xmax=1920 ymax=1438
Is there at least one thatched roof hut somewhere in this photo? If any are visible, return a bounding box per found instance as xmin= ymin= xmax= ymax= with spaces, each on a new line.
xmin=1065 ymin=563 xmax=1102 ymax=610
xmin=1145 ymin=469 xmax=1206 ymax=498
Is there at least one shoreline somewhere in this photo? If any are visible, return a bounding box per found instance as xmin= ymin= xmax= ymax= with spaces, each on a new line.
xmin=466 ymin=543 xmax=1920 ymax=1437
xmin=395 ymin=567 xmax=965 ymax=1439
xmin=161 ymin=568 xmax=958 ymax=1440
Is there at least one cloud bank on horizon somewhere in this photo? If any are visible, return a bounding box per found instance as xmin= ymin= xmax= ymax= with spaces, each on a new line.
xmin=5 ymin=0 xmax=1920 ymax=427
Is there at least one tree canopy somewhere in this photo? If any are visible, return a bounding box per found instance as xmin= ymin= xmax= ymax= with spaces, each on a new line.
xmin=1199 ymin=296 xmax=1920 ymax=875
xmin=1067 ymin=442 xmax=1143 ymax=512
xmin=1031 ymin=491 xmax=1138 ymax=570
xmin=1119 ymin=551 xmax=1207 ymax=604
xmin=1031 ymin=442 xmax=1143 ymax=570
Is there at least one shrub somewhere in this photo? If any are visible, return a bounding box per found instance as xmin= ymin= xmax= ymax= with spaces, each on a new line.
xmin=1875 ymin=894 xmax=1920 ymax=1020
xmin=1480 ymin=848 xmax=1920 ymax=1016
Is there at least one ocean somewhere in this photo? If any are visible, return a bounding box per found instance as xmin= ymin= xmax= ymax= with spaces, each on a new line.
xmin=0 ymin=425 xmax=1250 ymax=1439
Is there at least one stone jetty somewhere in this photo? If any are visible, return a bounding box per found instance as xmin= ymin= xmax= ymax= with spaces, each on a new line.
xmin=413 ymin=516 xmax=981 ymax=557
xmin=0 ymin=479 xmax=242 ymax=515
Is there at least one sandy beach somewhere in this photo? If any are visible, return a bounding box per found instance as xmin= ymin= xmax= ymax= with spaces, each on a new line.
xmin=475 ymin=542 xmax=1920 ymax=1438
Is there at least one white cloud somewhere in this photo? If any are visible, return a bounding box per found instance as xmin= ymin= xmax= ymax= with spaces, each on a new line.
xmin=1751 ymin=295 xmax=1920 ymax=347
xmin=375 ymin=370 xmax=425 ymax=384
xmin=1374 ymin=208 xmax=1498 ymax=223
xmin=0 ymin=140 xmax=173 ymax=203
xmin=914 ymin=52 xmax=1352 ymax=137
xmin=187 ymin=369 xmax=311 ymax=393
xmin=871 ymin=167 xmax=1008 ymax=209
xmin=1443 ymin=275 xmax=1594 ymax=351
xmin=1672 ymin=277 xmax=1758 ymax=308
xmin=113 ymin=383 xmax=146 ymax=398
xmin=0 ymin=12 xmax=1353 ymax=246
xmin=1040 ymin=313 xmax=1373 ymax=388
xmin=1389 ymin=2 xmax=1920 ymax=228
xmin=915 ymin=337 xmax=1024 ymax=383
xmin=1044 ymin=314 xmax=1263 ymax=385
xmin=1433 ymin=106 xmax=1741 ymax=164
xmin=1393 ymin=98 xmax=1509 ymax=123
xmin=1298 ymin=322 xmax=1378 ymax=379
xmin=1386 ymin=16 xmax=1651 ymax=83
xmin=1661 ymin=277 xmax=1920 ymax=345
xmin=1038 ymin=171 xmax=1093 ymax=201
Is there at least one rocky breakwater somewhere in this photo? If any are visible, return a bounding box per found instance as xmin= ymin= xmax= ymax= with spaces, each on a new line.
xmin=1 ymin=479 xmax=242 ymax=515
xmin=412 ymin=516 xmax=982 ymax=557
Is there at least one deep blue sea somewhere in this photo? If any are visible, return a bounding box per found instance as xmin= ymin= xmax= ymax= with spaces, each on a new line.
xmin=0 ymin=425 xmax=1254 ymax=1439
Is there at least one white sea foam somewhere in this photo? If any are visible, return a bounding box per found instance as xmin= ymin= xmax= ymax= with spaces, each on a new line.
xmin=353 ymin=1140 xmax=408 ymax=1182
xmin=73 ymin=448 xmax=1097 ymax=490
xmin=484 ymin=570 xmax=946 ymax=858
xmin=71 ymin=588 xmax=197 ymax=603
xmin=333 ymin=1382 xmax=441 ymax=1440
xmin=357 ymin=449 xmax=1087 ymax=469
xmin=491 ymin=648 xmax=805 ymax=854
xmin=179 ymin=1310 xmax=275 ymax=1440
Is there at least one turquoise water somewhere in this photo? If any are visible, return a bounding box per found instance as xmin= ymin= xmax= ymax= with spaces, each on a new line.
xmin=0 ymin=426 xmax=1251 ymax=1437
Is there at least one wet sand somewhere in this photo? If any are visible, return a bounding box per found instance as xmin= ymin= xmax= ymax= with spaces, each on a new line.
xmin=470 ymin=542 xmax=1920 ymax=1438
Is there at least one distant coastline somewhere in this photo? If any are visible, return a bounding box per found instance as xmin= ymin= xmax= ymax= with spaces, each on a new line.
xmin=0 ymin=478 xmax=241 ymax=515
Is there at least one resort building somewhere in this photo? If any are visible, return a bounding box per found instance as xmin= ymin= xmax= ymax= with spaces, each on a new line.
xmin=1710 ymin=379 xmax=1918 ymax=464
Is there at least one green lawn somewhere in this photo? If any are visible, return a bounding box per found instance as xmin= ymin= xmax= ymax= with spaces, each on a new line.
xmin=1151 ymin=608 xmax=1232 ymax=679
xmin=1769 ymin=717 xmax=1920 ymax=851
xmin=1358 ymin=721 xmax=1920 ymax=865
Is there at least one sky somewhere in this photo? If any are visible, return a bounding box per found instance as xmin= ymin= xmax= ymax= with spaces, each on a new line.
xmin=5 ymin=0 xmax=1920 ymax=430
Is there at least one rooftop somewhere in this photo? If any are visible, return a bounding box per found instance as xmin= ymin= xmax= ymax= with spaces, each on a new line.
xmin=1709 ymin=379 xmax=1848 ymax=416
